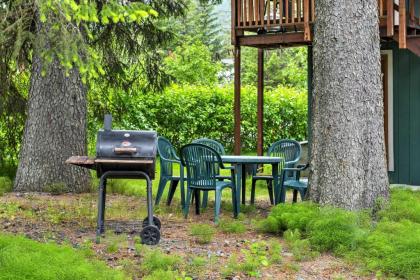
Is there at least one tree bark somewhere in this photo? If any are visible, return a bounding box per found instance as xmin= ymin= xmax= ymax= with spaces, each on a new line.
xmin=308 ymin=0 xmax=389 ymax=209
xmin=14 ymin=39 xmax=90 ymax=193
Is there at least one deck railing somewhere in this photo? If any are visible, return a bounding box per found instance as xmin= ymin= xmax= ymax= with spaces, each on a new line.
xmin=233 ymin=0 xmax=314 ymax=41
xmin=233 ymin=0 xmax=419 ymax=47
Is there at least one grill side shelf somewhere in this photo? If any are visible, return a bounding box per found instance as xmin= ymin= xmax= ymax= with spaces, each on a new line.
xmin=66 ymin=156 xmax=97 ymax=170
xmin=94 ymin=158 xmax=154 ymax=164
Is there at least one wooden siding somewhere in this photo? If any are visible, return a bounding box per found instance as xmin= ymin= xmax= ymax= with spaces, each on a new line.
xmin=384 ymin=42 xmax=420 ymax=185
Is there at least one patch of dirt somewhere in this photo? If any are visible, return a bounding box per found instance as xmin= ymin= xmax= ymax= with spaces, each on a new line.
xmin=0 ymin=193 xmax=373 ymax=279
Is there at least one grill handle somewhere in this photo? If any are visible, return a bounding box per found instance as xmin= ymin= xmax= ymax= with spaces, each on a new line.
xmin=114 ymin=147 xmax=137 ymax=154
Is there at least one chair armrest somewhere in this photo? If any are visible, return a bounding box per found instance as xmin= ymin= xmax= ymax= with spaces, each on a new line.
xmin=283 ymin=163 xmax=309 ymax=172
xmin=160 ymin=157 xmax=181 ymax=164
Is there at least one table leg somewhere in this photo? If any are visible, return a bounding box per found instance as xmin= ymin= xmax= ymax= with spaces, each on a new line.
xmin=180 ymin=166 xmax=185 ymax=209
xmin=194 ymin=189 xmax=200 ymax=215
xmin=272 ymin=163 xmax=279 ymax=204
xmin=235 ymin=163 xmax=242 ymax=214
xmin=241 ymin=164 xmax=246 ymax=205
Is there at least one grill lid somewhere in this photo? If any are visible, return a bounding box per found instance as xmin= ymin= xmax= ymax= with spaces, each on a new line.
xmin=96 ymin=129 xmax=157 ymax=159
xmin=96 ymin=114 xmax=157 ymax=159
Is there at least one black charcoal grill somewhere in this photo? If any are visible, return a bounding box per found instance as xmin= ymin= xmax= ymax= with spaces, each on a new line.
xmin=66 ymin=114 xmax=161 ymax=245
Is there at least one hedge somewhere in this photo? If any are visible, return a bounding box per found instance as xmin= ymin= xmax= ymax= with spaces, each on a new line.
xmin=89 ymin=84 xmax=307 ymax=153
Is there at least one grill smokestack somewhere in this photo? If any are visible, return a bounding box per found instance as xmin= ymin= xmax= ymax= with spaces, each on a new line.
xmin=104 ymin=114 xmax=112 ymax=132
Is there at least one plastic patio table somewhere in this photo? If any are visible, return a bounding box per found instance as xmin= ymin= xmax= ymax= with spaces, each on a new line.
xmin=220 ymin=155 xmax=284 ymax=214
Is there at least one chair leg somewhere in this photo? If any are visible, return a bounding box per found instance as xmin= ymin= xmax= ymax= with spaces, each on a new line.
xmin=267 ymin=180 xmax=274 ymax=205
xmin=231 ymin=187 xmax=238 ymax=218
xmin=184 ymin=188 xmax=193 ymax=218
xmin=292 ymin=189 xmax=298 ymax=203
xmin=250 ymin=179 xmax=257 ymax=205
xmin=194 ymin=190 xmax=201 ymax=215
xmin=166 ymin=179 xmax=179 ymax=206
xmin=202 ymin=190 xmax=209 ymax=208
xmin=215 ymin=189 xmax=223 ymax=224
xmin=299 ymin=188 xmax=306 ymax=201
xmin=155 ymin=177 xmax=168 ymax=205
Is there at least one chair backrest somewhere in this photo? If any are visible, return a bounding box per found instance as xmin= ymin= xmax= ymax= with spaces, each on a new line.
xmin=157 ymin=136 xmax=178 ymax=177
xmin=192 ymin=138 xmax=226 ymax=155
xmin=268 ymin=139 xmax=301 ymax=166
xmin=180 ymin=144 xmax=222 ymax=189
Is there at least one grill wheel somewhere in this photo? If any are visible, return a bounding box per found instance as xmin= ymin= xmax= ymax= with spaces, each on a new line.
xmin=142 ymin=216 xmax=161 ymax=230
xmin=140 ymin=225 xmax=160 ymax=245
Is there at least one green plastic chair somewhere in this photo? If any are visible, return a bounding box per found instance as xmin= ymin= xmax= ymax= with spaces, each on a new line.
xmin=155 ymin=136 xmax=185 ymax=207
xmin=180 ymin=143 xmax=238 ymax=223
xmin=191 ymin=138 xmax=229 ymax=208
xmin=280 ymin=163 xmax=309 ymax=203
xmin=192 ymin=138 xmax=225 ymax=154
xmin=251 ymin=139 xmax=301 ymax=205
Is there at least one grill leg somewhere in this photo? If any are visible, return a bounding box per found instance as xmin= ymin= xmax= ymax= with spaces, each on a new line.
xmin=96 ymin=176 xmax=107 ymax=243
xmin=101 ymin=179 xmax=107 ymax=229
xmin=146 ymin=175 xmax=154 ymax=226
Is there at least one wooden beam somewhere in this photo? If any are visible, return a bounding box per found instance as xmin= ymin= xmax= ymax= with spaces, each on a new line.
xmin=304 ymin=0 xmax=311 ymax=41
xmin=409 ymin=0 xmax=415 ymax=22
xmin=386 ymin=0 xmax=394 ymax=37
xmin=231 ymin=0 xmax=237 ymax=45
xmin=399 ymin=0 xmax=407 ymax=48
xmin=238 ymin=32 xmax=306 ymax=46
xmin=257 ymin=48 xmax=264 ymax=156
xmin=234 ymin=46 xmax=242 ymax=155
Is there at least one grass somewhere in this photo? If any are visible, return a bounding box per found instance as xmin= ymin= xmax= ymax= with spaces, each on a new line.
xmin=190 ymin=223 xmax=216 ymax=244
xmin=222 ymin=240 xmax=282 ymax=278
xmin=0 ymin=233 xmax=126 ymax=280
xmin=141 ymin=248 xmax=181 ymax=274
xmin=218 ymin=219 xmax=247 ymax=234
xmin=258 ymin=187 xmax=420 ymax=279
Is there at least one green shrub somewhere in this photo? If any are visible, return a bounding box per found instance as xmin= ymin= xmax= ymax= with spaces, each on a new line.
xmin=0 ymin=234 xmax=126 ymax=280
xmin=190 ymin=224 xmax=216 ymax=244
xmin=257 ymin=202 xmax=319 ymax=233
xmin=356 ymin=219 xmax=420 ymax=279
xmin=218 ymin=220 xmax=246 ymax=234
xmin=259 ymin=189 xmax=420 ymax=278
xmin=88 ymin=84 xmax=307 ymax=154
xmin=0 ymin=176 xmax=12 ymax=195
xmin=307 ymin=208 xmax=368 ymax=254
xmin=141 ymin=248 xmax=181 ymax=274
xmin=256 ymin=215 xmax=281 ymax=233
xmin=378 ymin=188 xmax=420 ymax=223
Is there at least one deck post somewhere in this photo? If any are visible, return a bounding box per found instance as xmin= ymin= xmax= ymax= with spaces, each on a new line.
xmin=399 ymin=0 xmax=407 ymax=48
xmin=386 ymin=0 xmax=394 ymax=37
xmin=257 ymin=48 xmax=264 ymax=156
xmin=234 ymin=45 xmax=241 ymax=155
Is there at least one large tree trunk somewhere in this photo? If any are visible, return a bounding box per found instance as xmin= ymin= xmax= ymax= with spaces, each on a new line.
xmin=308 ymin=0 xmax=389 ymax=209
xmin=14 ymin=52 xmax=90 ymax=193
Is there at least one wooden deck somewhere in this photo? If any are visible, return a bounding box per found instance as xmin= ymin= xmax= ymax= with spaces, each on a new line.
xmin=232 ymin=0 xmax=420 ymax=50
xmin=230 ymin=0 xmax=420 ymax=155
